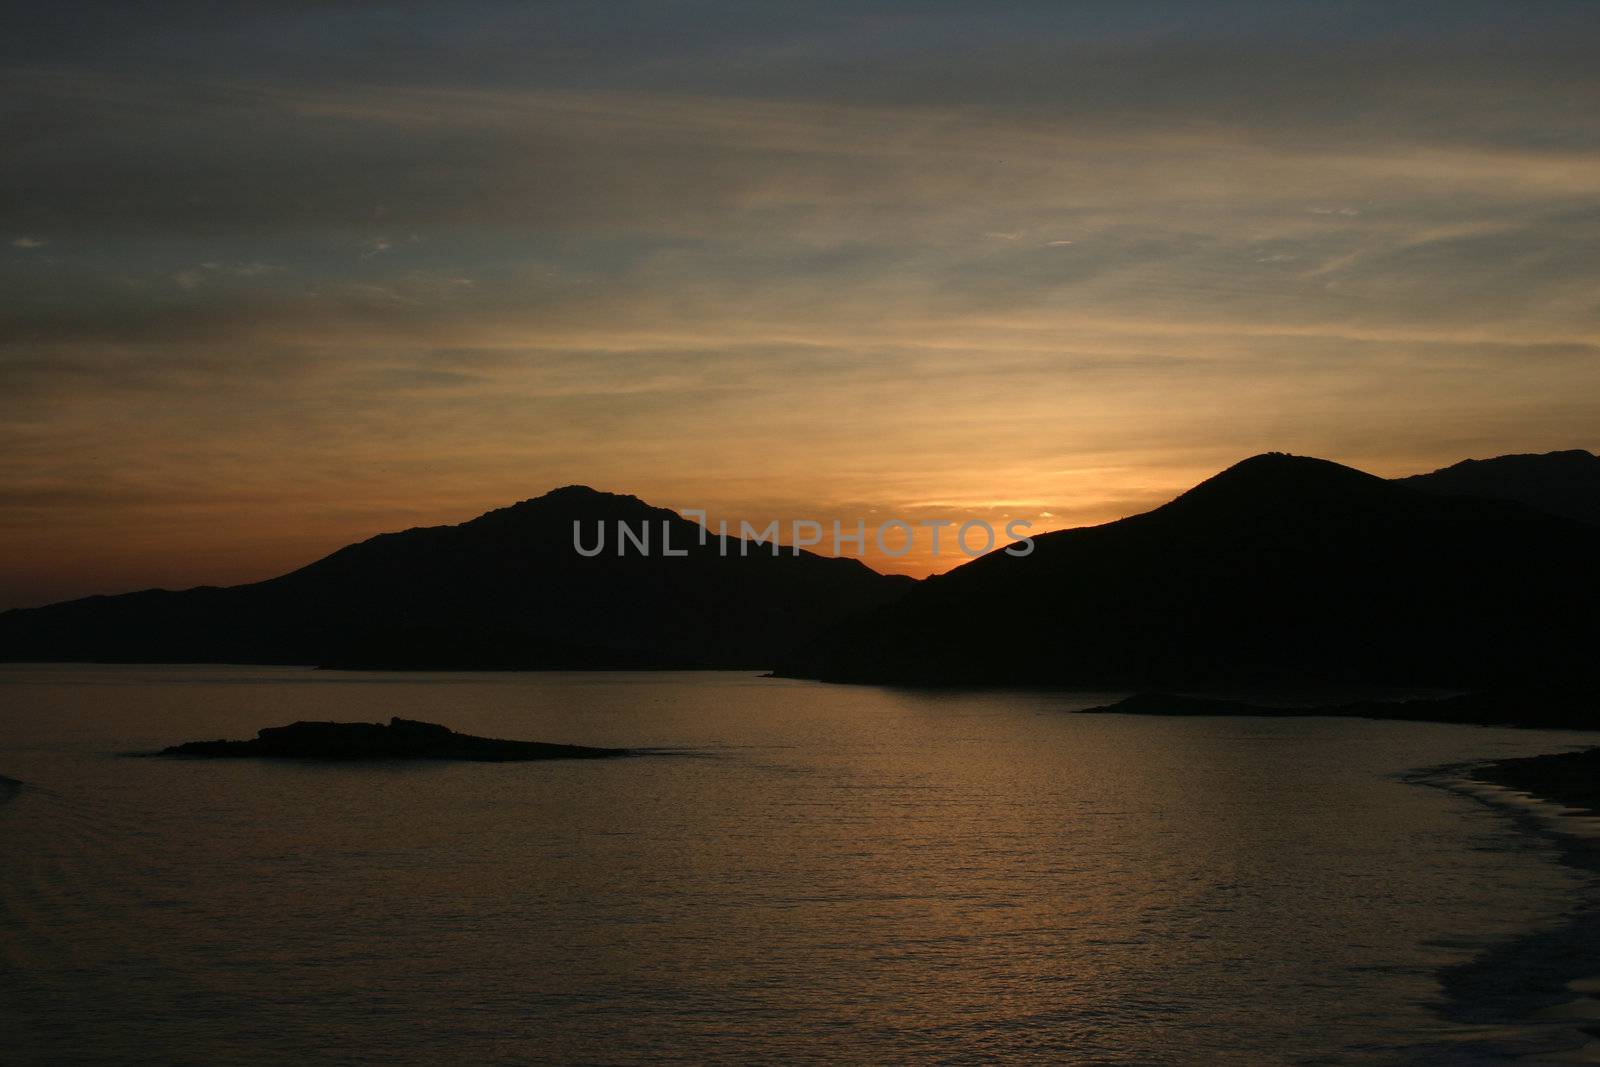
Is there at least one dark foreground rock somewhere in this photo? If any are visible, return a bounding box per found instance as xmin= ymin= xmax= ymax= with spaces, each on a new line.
xmin=1471 ymin=748 xmax=1600 ymax=815
xmin=1082 ymin=689 xmax=1598 ymax=730
xmin=159 ymin=717 xmax=628 ymax=761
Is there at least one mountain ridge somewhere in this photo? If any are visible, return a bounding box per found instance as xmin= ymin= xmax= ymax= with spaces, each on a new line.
xmin=776 ymin=451 xmax=1600 ymax=690
xmin=1394 ymin=448 xmax=1600 ymax=525
xmin=0 ymin=486 xmax=913 ymax=669
xmin=6 ymin=450 xmax=1598 ymax=687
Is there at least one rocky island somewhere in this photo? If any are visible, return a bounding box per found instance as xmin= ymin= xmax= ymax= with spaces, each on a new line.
xmin=159 ymin=717 xmax=629 ymax=761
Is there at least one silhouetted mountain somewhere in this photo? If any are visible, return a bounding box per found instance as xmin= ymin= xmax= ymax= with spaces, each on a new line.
xmin=777 ymin=453 xmax=1600 ymax=690
xmin=1395 ymin=449 xmax=1600 ymax=525
xmin=0 ymin=487 xmax=914 ymax=669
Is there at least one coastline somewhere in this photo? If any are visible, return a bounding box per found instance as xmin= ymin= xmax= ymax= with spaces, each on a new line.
xmin=1415 ymin=747 xmax=1600 ymax=1063
xmin=1077 ymin=689 xmax=1600 ymax=1058
xmin=1471 ymin=749 xmax=1600 ymax=817
xmin=1081 ymin=689 xmax=1600 ymax=731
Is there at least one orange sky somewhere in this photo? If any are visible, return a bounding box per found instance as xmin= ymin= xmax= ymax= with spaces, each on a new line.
xmin=4 ymin=4 xmax=1599 ymax=609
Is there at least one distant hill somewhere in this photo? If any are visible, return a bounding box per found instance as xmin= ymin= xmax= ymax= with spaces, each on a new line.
xmin=776 ymin=453 xmax=1600 ymax=689
xmin=1394 ymin=449 xmax=1600 ymax=525
xmin=0 ymin=487 xmax=914 ymax=669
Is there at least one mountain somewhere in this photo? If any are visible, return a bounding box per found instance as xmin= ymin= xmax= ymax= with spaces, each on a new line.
xmin=776 ymin=453 xmax=1600 ymax=689
xmin=1394 ymin=449 xmax=1600 ymax=525
xmin=0 ymin=487 xmax=914 ymax=669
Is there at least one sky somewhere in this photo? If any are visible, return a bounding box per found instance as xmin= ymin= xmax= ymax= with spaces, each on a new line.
xmin=3 ymin=1 xmax=1599 ymax=607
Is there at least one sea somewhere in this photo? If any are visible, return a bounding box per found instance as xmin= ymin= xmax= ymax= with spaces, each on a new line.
xmin=4 ymin=664 xmax=1600 ymax=1064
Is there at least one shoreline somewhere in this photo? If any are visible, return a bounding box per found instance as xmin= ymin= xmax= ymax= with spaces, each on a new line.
xmin=1081 ymin=689 xmax=1600 ymax=731
xmin=1416 ymin=747 xmax=1600 ymax=1063
xmin=1471 ymin=748 xmax=1600 ymax=817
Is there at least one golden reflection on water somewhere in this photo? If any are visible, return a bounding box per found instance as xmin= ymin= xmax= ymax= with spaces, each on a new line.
xmin=1 ymin=665 xmax=1596 ymax=1063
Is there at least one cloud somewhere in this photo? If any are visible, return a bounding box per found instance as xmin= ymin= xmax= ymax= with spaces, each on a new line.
xmin=11 ymin=236 xmax=44 ymax=248
xmin=1 ymin=1 xmax=1599 ymax=604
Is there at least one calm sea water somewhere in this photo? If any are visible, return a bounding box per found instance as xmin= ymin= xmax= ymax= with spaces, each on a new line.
xmin=3 ymin=665 xmax=1599 ymax=1064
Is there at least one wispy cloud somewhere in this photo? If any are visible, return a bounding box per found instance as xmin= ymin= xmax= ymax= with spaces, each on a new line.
xmin=1 ymin=2 xmax=1598 ymax=605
